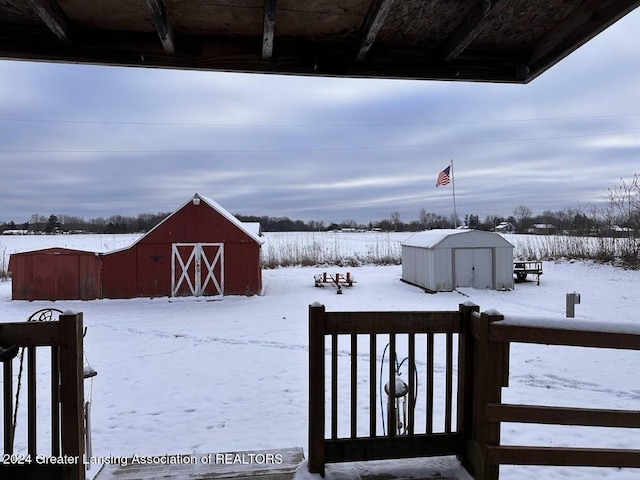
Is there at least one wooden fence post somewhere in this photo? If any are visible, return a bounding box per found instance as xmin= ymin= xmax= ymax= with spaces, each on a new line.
xmin=457 ymin=302 xmax=479 ymax=476
xmin=475 ymin=309 xmax=505 ymax=480
xmin=308 ymin=303 xmax=326 ymax=476
xmin=58 ymin=311 xmax=86 ymax=480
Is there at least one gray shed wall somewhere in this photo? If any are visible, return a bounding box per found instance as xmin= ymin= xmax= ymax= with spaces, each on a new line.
xmin=401 ymin=231 xmax=514 ymax=292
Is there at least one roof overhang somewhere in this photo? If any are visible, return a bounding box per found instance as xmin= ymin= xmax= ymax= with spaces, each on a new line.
xmin=0 ymin=1 xmax=638 ymax=83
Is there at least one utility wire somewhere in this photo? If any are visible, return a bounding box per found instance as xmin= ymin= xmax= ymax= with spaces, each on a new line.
xmin=0 ymin=113 xmax=639 ymax=128
xmin=0 ymin=130 xmax=638 ymax=154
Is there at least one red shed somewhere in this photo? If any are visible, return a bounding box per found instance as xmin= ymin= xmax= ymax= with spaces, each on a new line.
xmin=101 ymin=193 xmax=264 ymax=299
xmin=9 ymin=194 xmax=264 ymax=301
xmin=9 ymin=247 xmax=101 ymax=300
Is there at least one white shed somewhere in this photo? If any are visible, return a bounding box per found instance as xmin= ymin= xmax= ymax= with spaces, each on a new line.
xmin=401 ymin=229 xmax=514 ymax=292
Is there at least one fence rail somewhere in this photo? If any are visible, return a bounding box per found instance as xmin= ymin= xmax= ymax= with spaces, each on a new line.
xmin=470 ymin=312 xmax=640 ymax=479
xmin=0 ymin=310 xmax=85 ymax=480
xmin=309 ymin=302 xmax=640 ymax=479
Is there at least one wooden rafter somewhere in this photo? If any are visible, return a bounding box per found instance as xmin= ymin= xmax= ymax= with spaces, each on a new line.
xmin=356 ymin=0 xmax=396 ymax=62
xmin=522 ymin=0 xmax=640 ymax=82
xmin=25 ymin=0 xmax=72 ymax=43
xmin=146 ymin=0 xmax=175 ymax=54
xmin=262 ymin=0 xmax=277 ymax=60
xmin=442 ymin=0 xmax=509 ymax=63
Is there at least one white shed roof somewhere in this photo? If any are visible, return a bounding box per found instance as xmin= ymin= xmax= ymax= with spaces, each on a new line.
xmin=402 ymin=229 xmax=513 ymax=249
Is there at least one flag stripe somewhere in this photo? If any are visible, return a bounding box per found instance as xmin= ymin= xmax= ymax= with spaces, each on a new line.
xmin=436 ymin=165 xmax=450 ymax=187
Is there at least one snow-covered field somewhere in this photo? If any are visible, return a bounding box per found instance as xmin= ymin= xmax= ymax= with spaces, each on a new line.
xmin=1 ymin=232 xmax=639 ymax=479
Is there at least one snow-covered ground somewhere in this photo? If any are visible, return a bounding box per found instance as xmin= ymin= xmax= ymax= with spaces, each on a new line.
xmin=1 ymin=233 xmax=639 ymax=479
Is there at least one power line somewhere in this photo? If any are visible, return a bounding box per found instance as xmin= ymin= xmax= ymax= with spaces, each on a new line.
xmin=0 ymin=113 xmax=639 ymax=129
xmin=0 ymin=130 xmax=638 ymax=154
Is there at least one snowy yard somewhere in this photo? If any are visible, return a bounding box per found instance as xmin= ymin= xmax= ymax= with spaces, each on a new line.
xmin=1 ymin=233 xmax=639 ymax=479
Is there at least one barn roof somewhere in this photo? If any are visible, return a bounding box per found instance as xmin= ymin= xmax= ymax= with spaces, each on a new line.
xmin=128 ymin=193 xmax=264 ymax=248
xmin=195 ymin=193 xmax=265 ymax=244
xmin=402 ymin=229 xmax=514 ymax=249
xmin=0 ymin=1 xmax=638 ymax=83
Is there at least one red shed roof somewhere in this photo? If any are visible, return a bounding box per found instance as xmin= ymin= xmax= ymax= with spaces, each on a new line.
xmin=110 ymin=193 xmax=264 ymax=254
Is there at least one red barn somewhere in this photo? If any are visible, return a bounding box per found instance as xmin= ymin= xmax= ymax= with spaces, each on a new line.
xmin=102 ymin=194 xmax=263 ymax=298
xmin=9 ymin=247 xmax=102 ymax=300
xmin=9 ymin=194 xmax=264 ymax=300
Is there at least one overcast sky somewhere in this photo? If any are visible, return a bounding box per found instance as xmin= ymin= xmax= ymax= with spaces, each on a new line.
xmin=1 ymin=11 xmax=639 ymax=226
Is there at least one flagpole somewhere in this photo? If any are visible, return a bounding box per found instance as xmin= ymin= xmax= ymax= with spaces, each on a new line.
xmin=451 ymin=159 xmax=458 ymax=228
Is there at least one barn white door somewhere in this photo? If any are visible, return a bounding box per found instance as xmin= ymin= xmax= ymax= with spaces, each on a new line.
xmin=454 ymin=248 xmax=493 ymax=289
xmin=171 ymin=243 xmax=224 ymax=297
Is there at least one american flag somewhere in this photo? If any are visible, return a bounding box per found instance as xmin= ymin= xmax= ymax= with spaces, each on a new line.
xmin=436 ymin=166 xmax=450 ymax=187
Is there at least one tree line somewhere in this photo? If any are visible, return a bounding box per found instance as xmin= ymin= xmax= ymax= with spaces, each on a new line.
xmin=2 ymin=175 xmax=638 ymax=237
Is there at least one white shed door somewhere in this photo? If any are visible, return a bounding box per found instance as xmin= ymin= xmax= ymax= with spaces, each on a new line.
xmin=171 ymin=243 xmax=224 ymax=297
xmin=454 ymin=248 xmax=493 ymax=289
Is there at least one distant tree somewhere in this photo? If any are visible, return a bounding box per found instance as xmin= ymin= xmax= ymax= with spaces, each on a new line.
xmin=607 ymin=174 xmax=640 ymax=231
xmin=463 ymin=214 xmax=479 ymax=229
xmin=29 ymin=214 xmax=46 ymax=232
xmin=482 ymin=215 xmax=502 ymax=231
xmin=390 ymin=212 xmax=401 ymax=231
xmin=45 ymin=214 xmax=60 ymax=234
xmin=513 ymin=205 xmax=532 ymax=232
xmin=58 ymin=214 xmax=85 ymax=232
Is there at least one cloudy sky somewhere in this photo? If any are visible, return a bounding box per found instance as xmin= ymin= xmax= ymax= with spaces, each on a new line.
xmin=1 ymin=10 xmax=639 ymax=226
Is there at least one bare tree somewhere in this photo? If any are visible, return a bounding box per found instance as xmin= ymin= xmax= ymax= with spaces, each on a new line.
xmin=390 ymin=211 xmax=401 ymax=231
xmin=513 ymin=205 xmax=532 ymax=232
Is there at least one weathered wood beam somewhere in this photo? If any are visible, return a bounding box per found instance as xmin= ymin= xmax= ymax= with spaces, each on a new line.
xmin=146 ymin=0 xmax=176 ymax=54
xmin=262 ymin=0 xmax=277 ymax=59
xmin=521 ymin=0 xmax=640 ymax=82
xmin=0 ymin=26 xmax=524 ymax=83
xmin=356 ymin=0 xmax=396 ymax=62
xmin=443 ymin=0 xmax=510 ymax=63
xmin=25 ymin=0 xmax=72 ymax=43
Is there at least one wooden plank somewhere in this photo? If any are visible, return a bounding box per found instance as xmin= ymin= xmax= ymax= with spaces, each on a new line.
xmin=331 ymin=333 xmax=338 ymax=440
xmin=27 ymin=346 xmax=37 ymax=456
xmin=94 ymin=447 xmax=305 ymax=480
xmin=445 ymin=332 xmax=453 ymax=433
xmin=51 ymin=345 xmax=61 ymax=456
xmin=262 ymin=0 xmax=277 ymax=59
xmin=480 ymin=311 xmax=503 ymax=480
xmin=0 ymin=25 xmax=525 ymax=82
xmin=426 ymin=333 xmax=434 ymax=434
xmin=488 ymin=403 xmax=640 ymax=427
xmin=487 ymin=445 xmax=640 ymax=467
xmin=457 ymin=303 xmax=479 ymax=474
xmin=489 ymin=322 xmax=640 ymax=350
xmin=58 ymin=312 xmax=85 ymax=480
xmin=146 ymin=0 xmax=176 ymax=54
xmin=442 ymin=0 xmax=509 ymax=62
xmin=3 ymin=360 xmax=13 ymax=454
xmin=350 ymin=333 xmax=357 ymax=439
xmin=369 ymin=334 xmax=376 ymax=437
xmin=325 ymin=311 xmax=461 ymax=335
xmin=307 ymin=304 xmax=325 ymax=475
xmin=387 ymin=333 xmax=396 ymax=436
xmin=356 ymin=0 xmax=396 ymax=61
xmin=0 ymin=321 xmax=61 ymax=346
xmin=472 ymin=311 xmax=493 ymax=478
xmin=325 ymin=433 xmax=460 ymax=463
xmin=25 ymin=0 xmax=72 ymax=43
xmin=408 ymin=333 xmax=415 ymax=435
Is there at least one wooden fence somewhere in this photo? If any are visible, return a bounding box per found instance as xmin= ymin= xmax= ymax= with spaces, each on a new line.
xmin=0 ymin=310 xmax=86 ymax=480
xmin=308 ymin=302 xmax=469 ymax=475
xmin=309 ymin=302 xmax=640 ymax=479
xmin=469 ymin=310 xmax=640 ymax=479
